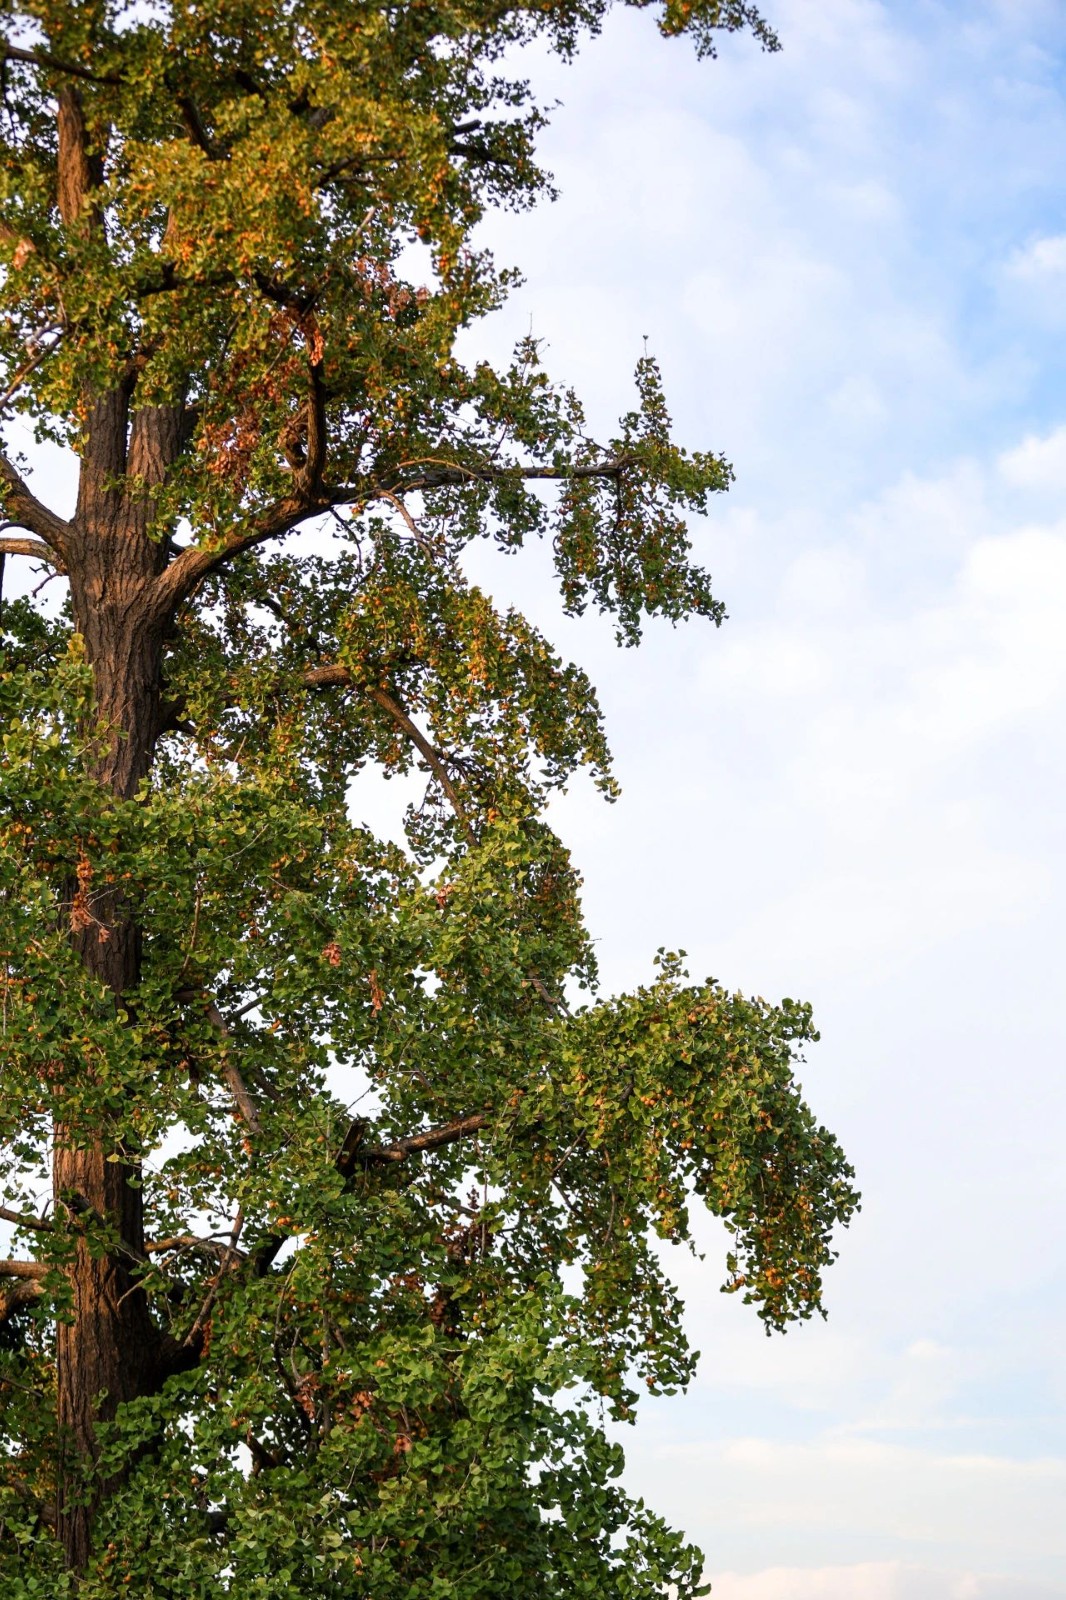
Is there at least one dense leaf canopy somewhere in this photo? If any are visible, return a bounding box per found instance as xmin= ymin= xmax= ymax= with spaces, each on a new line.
xmin=0 ymin=1 xmax=857 ymax=1594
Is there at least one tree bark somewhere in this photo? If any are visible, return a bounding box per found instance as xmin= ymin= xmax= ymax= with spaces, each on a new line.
xmin=52 ymin=386 xmax=182 ymax=1570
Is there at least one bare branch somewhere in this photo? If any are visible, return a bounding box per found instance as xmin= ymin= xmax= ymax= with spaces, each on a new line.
xmin=0 ymin=457 xmax=73 ymax=557
xmin=0 ymin=1204 xmax=52 ymax=1233
xmin=0 ymin=1259 xmax=47 ymax=1279
xmin=0 ymin=534 xmax=65 ymax=569
xmin=359 ymin=1112 xmax=488 ymax=1166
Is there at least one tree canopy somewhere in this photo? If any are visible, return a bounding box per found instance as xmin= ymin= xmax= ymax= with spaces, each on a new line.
xmin=0 ymin=1 xmax=858 ymax=1594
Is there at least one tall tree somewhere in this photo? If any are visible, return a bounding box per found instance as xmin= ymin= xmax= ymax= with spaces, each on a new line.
xmin=0 ymin=1 xmax=857 ymax=1593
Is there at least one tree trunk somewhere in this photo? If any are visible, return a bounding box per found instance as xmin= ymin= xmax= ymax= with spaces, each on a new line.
xmin=52 ymin=389 xmax=178 ymax=1570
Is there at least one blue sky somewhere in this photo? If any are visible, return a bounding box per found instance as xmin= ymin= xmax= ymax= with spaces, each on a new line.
xmin=444 ymin=0 xmax=1066 ymax=1594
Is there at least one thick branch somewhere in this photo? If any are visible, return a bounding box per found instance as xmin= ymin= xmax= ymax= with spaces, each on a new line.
xmin=0 ymin=458 xmax=73 ymax=556
xmin=57 ymin=87 xmax=102 ymax=233
xmin=0 ymin=1279 xmax=43 ymax=1327
xmin=0 ymin=534 xmax=66 ymax=569
xmin=298 ymin=361 xmax=328 ymax=494
xmin=153 ymin=495 xmax=316 ymax=616
xmin=177 ymin=95 xmax=227 ymax=161
xmin=0 ymin=1204 xmax=52 ymax=1233
xmin=0 ymin=1259 xmax=48 ymax=1279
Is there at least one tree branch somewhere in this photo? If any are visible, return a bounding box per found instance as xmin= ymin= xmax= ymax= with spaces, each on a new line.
xmin=0 ymin=1259 xmax=47 ymax=1279
xmin=298 ymin=360 xmax=328 ymax=495
xmin=383 ymin=453 xmax=635 ymax=495
xmin=0 ymin=1204 xmax=52 ymax=1233
xmin=358 ymin=1112 xmax=488 ymax=1165
xmin=0 ymin=1279 xmax=43 ymax=1328
xmin=1 ymin=42 xmax=122 ymax=86
xmin=174 ymin=989 xmax=263 ymax=1136
xmin=250 ymin=1108 xmax=489 ymax=1280
xmin=182 ymin=1209 xmax=244 ymax=1352
xmin=301 ymin=667 xmax=475 ymax=840
xmin=152 ymin=494 xmax=317 ymax=617
xmin=154 ymin=452 xmax=634 ymax=621
xmin=144 ymin=1234 xmax=248 ymax=1262
xmin=0 ymin=457 xmax=73 ymax=557
xmin=0 ymin=534 xmax=66 ymax=569
xmin=176 ymin=95 xmax=227 ymax=160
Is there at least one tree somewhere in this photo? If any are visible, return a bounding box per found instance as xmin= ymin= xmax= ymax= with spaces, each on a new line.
xmin=0 ymin=1 xmax=857 ymax=1593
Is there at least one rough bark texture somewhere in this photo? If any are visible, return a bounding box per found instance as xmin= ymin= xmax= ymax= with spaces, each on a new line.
xmin=52 ymin=377 xmax=186 ymax=1568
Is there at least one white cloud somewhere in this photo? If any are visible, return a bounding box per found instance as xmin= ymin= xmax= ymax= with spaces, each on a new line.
xmin=709 ymin=1563 xmax=1066 ymax=1600
xmin=1003 ymin=234 xmax=1066 ymax=282
xmin=998 ymin=424 xmax=1066 ymax=494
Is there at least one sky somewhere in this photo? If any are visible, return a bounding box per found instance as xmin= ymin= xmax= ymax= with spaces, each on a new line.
xmin=4 ymin=1 xmax=1065 ymax=1594
xmin=437 ymin=0 xmax=1066 ymax=1595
